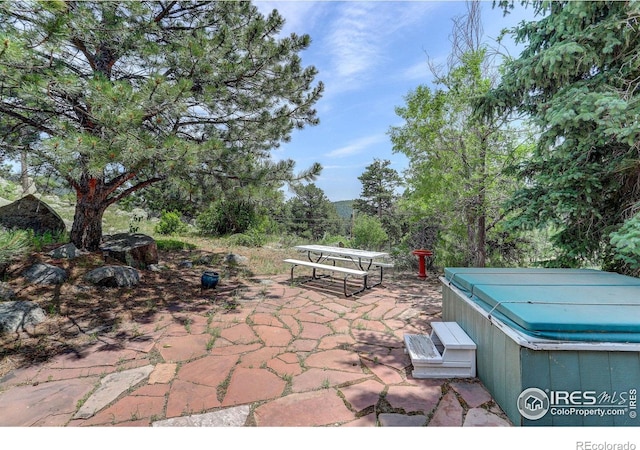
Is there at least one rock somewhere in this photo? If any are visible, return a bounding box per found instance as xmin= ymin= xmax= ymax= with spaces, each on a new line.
xmin=49 ymin=243 xmax=85 ymax=259
xmin=83 ymin=265 xmax=140 ymax=288
xmin=0 ymin=282 xmax=16 ymax=300
xmin=178 ymin=260 xmax=193 ymax=269
xmin=22 ymin=263 xmax=68 ymax=285
xmin=0 ymin=194 xmax=66 ymax=235
xmin=99 ymin=233 xmax=158 ymax=269
xmin=0 ymin=301 xmax=46 ymax=334
xmin=225 ymin=253 xmax=248 ymax=265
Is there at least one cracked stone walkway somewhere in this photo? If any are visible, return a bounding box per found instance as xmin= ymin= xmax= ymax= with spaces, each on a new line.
xmin=0 ymin=273 xmax=511 ymax=427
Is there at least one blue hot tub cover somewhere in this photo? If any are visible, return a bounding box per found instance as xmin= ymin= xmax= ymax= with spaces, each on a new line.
xmin=444 ymin=268 xmax=640 ymax=343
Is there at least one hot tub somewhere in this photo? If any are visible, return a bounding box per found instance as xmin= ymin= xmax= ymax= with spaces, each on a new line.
xmin=441 ymin=268 xmax=640 ymax=426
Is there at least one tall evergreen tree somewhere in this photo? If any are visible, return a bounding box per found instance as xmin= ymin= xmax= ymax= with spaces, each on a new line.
xmin=353 ymin=159 xmax=402 ymax=219
xmin=286 ymin=183 xmax=342 ymax=240
xmin=0 ymin=1 xmax=323 ymax=250
xmin=481 ymin=1 xmax=640 ymax=271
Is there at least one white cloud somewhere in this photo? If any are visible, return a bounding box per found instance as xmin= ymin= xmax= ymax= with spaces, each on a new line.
xmin=254 ymin=1 xmax=327 ymax=36
xmin=324 ymin=134 xmax=387 ymax=158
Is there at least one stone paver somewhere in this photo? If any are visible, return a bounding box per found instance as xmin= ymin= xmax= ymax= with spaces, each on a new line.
xmin=222 ymin=368 xmax=286 ymax=406
xmin=0 ymin=378 xmax=97 ymax=426
xmin=149 ymin=363 xmax=177 ymax=384
xmin=428 ymin=391 xmax=464 ymax=426
xmin=253 ymin=325 xmax=293 ymax=347
xmin=339 ymin=379 xmax=385 ymax=412
xmin=451 ymin=381 xmax=492 ymax=408
xmin=304 ymin=349 xmax=362 ymax=372
xmin=385 ymin=384 xmax=441 ymax=414
xmin=153 ymin=405 xmax=250 ymax=427
xmin=74 ymin=365 xmax=154 ymax=419
xmin=463 ymin=408 xmax=512 ymax=426
xmin=156 ymin=334 xmax=211 ymax=362
xmin=253 ymin=390 xmax=354 ymax=426
xmin=378 ymin=413 xmax=427 ymax=427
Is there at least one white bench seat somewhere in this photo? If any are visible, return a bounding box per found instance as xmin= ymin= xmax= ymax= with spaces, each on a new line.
xmin=404 ymin=321 xmax=476 ymax=379
xmin=321 ymin=256 xmax=393 ymax=287
xmin=283 ymin=258 xmax=369 ymax=297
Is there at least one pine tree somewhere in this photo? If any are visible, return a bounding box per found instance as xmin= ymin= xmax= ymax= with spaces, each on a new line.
xmin=0 ymin=1 xmax=323 ymax=250
xmin=481 ymin=1 xmax=640 ymax=270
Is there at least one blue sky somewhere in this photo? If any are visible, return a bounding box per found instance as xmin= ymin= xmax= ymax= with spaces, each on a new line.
xmin=254 ymin=0 xmax=537 ymax=201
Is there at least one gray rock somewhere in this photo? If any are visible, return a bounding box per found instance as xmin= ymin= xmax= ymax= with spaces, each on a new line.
xmin=0 ymin=282 xmax=16 ymax=300
xmin=23 ymin=263 xmax=67 ymax=285
xmin=0 ymin=194 xmax=66 ymax=235
xmin=100 ymin=233 xmax=158 ymax=269
xmin=73 ymin=365 xmax=154 ymax=419
xmin=0 ymin=301 xmax=46 ymax=333
xmin=83 ymin=265 xmax=140 ymax=288
xmin=153 ymin=405 xmax=250 ymax=427
xmin=225 ymin=253 xmax=248 ymax=265
xmin=49 ymin=243 xmax=84 ymax=259
xmin=178 ymin=260 xmax=193 ymax=269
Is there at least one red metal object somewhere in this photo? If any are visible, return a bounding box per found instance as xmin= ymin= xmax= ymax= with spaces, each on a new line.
xmin=412 ymin=249 xmax=433 ymax=278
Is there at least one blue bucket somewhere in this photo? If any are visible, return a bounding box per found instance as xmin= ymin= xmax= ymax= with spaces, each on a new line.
xmin=201 ymin=271 xmax=219 ymax=289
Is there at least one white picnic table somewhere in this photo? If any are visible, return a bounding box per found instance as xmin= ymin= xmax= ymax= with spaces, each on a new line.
xmin=294 ymin=244 xmax=389 ymax=271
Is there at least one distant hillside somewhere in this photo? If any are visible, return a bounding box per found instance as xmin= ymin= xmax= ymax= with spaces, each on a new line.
xmin=333 ymin=200 xmax=354 ymax=219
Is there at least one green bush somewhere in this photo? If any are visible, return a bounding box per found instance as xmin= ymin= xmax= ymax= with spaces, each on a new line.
xmin=156 ymin=238 xmax=197 ymax=251
xmin=155 ymin=210 xmax=187 ymax=235
xmin=27 ymin=229 xmax=69 ymax=252
xmin=352 ymin=215 xmax=388 ymax=250
xmin=197 ymin=199 xmax=262 ymax=236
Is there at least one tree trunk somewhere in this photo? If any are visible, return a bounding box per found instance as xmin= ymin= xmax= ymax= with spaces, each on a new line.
xmin=71 ymin=200 xmax=107 ymax=251
xmin=476 ymin=212 xmax=486 ymax=267
xmin=70 ymin=178 xmax=108 ymax=251
xmin=20 ymin=151 xmax=29 ymax=194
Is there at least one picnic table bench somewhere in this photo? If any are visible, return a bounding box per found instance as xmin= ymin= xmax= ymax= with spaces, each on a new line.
xmin=284 ymin=244 xmax=392 ymax=297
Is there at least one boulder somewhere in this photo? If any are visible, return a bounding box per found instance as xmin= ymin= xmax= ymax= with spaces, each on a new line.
xmin=225 ymin=253 xmax=248 ymax=265
xmin=22 ymin=263 xmax=68 ymax=285
xmin=99 ymin=233 xmax=158 ymax=269
xmin=49 ymin=243 xmax=85 ymax=259
xmin=0 ymin=194 xmax=66 ymax=235
xmin=0 ymin=282 xmax=16 ymax=301
xmin=0 ymin=301 xmax=46 ymax=334
xmin=84 ymin=266 xmax=140 ymax=288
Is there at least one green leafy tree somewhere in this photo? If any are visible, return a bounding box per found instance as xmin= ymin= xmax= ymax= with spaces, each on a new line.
xmin=389 ymin=2 xmax=525 ymax=267
xmin=481 ymin=1 xmax=640 ymax=271
xmin=285 ymin=183 xmax=342 ymax=240
xmin=352 ymin=214 xmax=388 ymax=251
xmin=0 ymin=1 xmax=323 ymax=250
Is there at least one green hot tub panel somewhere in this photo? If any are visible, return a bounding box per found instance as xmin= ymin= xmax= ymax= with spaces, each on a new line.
xmin=444 ymin=268 xmax=640 ymax=343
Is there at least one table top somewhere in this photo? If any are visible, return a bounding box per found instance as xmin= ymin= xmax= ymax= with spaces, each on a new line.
xmin=294 ymin=244 xmax=389 ymax=260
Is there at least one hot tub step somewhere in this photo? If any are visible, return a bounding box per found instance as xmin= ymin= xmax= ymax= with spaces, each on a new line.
xmin=404 ymin=322 xmax=477 ymax=379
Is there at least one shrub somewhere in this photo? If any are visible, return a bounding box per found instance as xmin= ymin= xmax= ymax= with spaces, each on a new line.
xmin=156 ymin=238 xmax=197 ymax=251
xmin=155 ymin=210 xmax=187 ymax=235
xmin=352 ymin=215 xmax=388 ymax=250
xmin=27 ymin=229 xmax=69 ymax=252
xmin=197 ymin=199 xmax=264 ymax=236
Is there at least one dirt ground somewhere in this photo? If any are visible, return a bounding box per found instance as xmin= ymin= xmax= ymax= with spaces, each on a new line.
xmin=0 ymin=245 xmax=272 ymax=379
